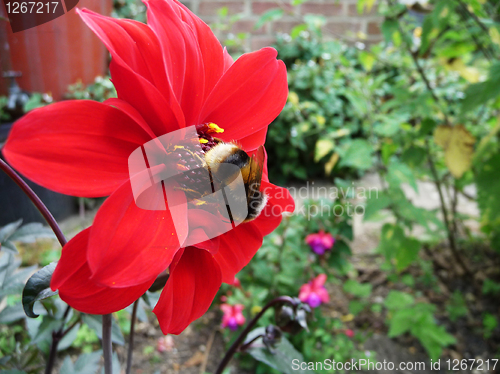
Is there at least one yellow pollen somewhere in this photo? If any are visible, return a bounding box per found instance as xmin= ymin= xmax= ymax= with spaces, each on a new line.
xmin=199 ymin=138 xmax=209 ymax=144
xmin=207 ymin=123 xmax=224 ymax=133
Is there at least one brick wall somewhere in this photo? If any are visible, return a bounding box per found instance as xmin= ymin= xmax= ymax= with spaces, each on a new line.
xmin=181 ymin=0 xmax=383 ymax=51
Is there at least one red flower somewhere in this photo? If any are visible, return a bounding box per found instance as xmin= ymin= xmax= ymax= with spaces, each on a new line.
xmin=344 ymin=329 xmax=354 ymax=338
xmin=220 ymin=304 xmax=246 ymax=330
xmin=3 ymin=0 xmax=293 ymax=334
xmin=305 ymin=230 xmax=335 ymax=255
xmin=298 ymin=274 xmax=329 ymax=308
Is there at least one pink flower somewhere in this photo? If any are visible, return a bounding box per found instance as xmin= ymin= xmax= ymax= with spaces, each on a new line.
xmin=232 ymin=277 xmax=242 ymax=289
xmin=299 ymin=274 xmax=329 ymax=308
xmin=157 ymin=335 xmax=175 ymax=352
xmin=221 ymin=304 xmax=245 ymax=330
xmin=344 ymin=329 xmax=354 ymax=338
xmin=305 ymin=231 xmax=335 ymax=255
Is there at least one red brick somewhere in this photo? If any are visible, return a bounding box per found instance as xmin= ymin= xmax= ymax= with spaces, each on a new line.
xmin=300 ymin=2 xmax=343 ymax=16
xmin=198 ymin=1 xmax=245 ymax=16
xmin=325 ymin=21 xmax=362 ymax=35
xmin=251 ymin=36 xmax=276 ymax=50
xmin=367 ymin=21 xmax=381 ymax=35
xmin=252 ymin=2 xmax=293 ymax=15
xmin=272 ymin=20 xmax=302 ymax=33
xmin=231 ymin=20 xmax=265 ymax=34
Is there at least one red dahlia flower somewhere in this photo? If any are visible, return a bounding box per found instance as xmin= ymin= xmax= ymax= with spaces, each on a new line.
xmin=2 ymin=0 xmax=293 ymax=334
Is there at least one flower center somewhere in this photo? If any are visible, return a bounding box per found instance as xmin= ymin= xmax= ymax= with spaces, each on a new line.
xmin=196 ymin=122 xmax=224 ymax=152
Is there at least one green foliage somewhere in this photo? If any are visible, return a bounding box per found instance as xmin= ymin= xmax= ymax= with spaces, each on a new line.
xmin=66 ymin=76 xmax=117 ymax=102
xmin=222 ymin=199 xmax=360 ymax=372
xmin=245 ymin=327 xmax=313 ymax=374
xmin=384 ymin=291 xmax=456 ymax=360
xmin=446 ymin=291 xmax=468 ymax=322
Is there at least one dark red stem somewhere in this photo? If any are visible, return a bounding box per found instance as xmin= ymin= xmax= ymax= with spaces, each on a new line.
xmin=0 ymin=158 xmax=67 ymax=246
xmin=215 ymin=296 xmax=298 ymax=374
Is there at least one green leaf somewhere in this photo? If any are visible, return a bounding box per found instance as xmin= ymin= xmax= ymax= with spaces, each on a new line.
xmin=377 ymin=224 xmax=421 ymax=271
xmin=245 ymin=327 xmax=314 ymax=373
xmin=387 ymin=308 xmax=414 ymax=337
xmin=10 ymin=222 xmax=55 ymax=243
xmin=364 ymin=192 xmax=391 ymax=221
xmin=384 ymin=290 xmax=415 ymax=310
xmin=255 ymin=8 xmax=284 ymax=30
xmin=338 ymin=139 xmax=374 ymax=171
xmin=0 ymin=304 xmax=26 ymax=324
xmin=314 ymin=138 xmax=335 ymax=162
xmin=419 ymin=15 xmax=435 ymax=56
xmin=359 ymin=51 xmax=375 ymax=71
xmin=476 ymin=151 xmax=500 ymax=252
xmin=343 ymin=279 xmax=372 ymax=298
xmin=22 ymin=262 xmax=58 ymax=318
xmin=381 ymin=19 xmax=399 ymax=44
xmin=386 ymin=160 xmax=418 ymax=192
xmin=0 ymin=220 xmax=23 ymax=243
xmin=462 ymin=62 xmax=500 ymax=113
xmin=290 ymin=24 xmax=307 ymax=39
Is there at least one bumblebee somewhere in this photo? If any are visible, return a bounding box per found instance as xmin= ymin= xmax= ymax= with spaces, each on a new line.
xmin=204 ymin=143 xmax=268 ymax=223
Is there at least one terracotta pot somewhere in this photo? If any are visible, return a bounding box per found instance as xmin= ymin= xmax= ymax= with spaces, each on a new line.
xmin=0 ymin=0 xmax=111 ymax=100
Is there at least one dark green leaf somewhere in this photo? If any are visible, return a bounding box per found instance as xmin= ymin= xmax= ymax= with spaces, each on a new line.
xmin=22 ymin=262 xmax=58 ymax=318
xmin=245 ymin=327 xmax=314 ymax=373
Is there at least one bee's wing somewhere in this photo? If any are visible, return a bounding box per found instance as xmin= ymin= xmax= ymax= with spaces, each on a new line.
xmin=247 ymin=146 xmax=265 ymax=193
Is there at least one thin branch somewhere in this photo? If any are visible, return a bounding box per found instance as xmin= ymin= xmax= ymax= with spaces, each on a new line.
xmin=126 ymin=301 xmax=139 ymax=374
xmin=215 ymin=296 xmax=299 ymax=374
xmin=0 ymin=158 xmax=67 ymax=247
xmin=102 ymin=314 xmax=113 ymax=374
xmin=425 ymin=140 xmax=471 ymax=276
xmin=457 ymin=0 xmax=489 ymax=35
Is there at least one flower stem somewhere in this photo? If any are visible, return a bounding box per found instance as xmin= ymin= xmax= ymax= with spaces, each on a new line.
xmin=126 ymin=300 xmax=139 ymax=374
xmin=0 ymin=158 xmax=67 ymax=247
xmin=45 ymin=305 xmax=71 ymax=374
xmin=102 ymin=314 xmax=113 ymax=374
xmin=215 ymin=296 xmax=298 ymax=374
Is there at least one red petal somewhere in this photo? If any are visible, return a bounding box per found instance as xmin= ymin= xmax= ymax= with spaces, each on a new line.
xmin=87 ymin=179 xmax=188 ymax=287
xmin=238 ymin=127 xmax=268 ymax=152
xmin=252 ymin=206 xmax=283 ymax=236
xmin=145 ymin=0 xmax=205 ymax=127
xmin=261 ymin=181 xmax=295 ymax=214
xmin=78 ymin=9 xmax=168 ymax=90
xmin=79 ymin=9 xmax=184 ymax=134
xmin=223 ymin=47 xmax=234 ymax=72
xmin=51 ymin=228 xmax=154 ymax=314
xmin=214 ymin=222 xmax=263 ymax=284
xmin=176 ymin=1 xmax=225 ymax=99
xmin=200 ymin=48 xmax=288 ymax=141
xmin=104 ymin=98 xmax=155 ymax=139
xmin=154 ymin=247 xmax=222 ymax=335
xmin=3 ymin=100 xmax=150 ymax=197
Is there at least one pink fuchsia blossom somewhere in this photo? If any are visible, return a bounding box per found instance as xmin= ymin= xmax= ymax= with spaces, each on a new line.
xmin=221 ymin=304 xmax=245 ymax=330
xmin=157 ymin=335 xmax=175 ymax=352
xmin=305 ymin=231 xmax=335 ymax=255
xmin=299 ymin=274 xmax=329 ymax=308
xmin=344 ymin=329 xmax=354 ymax=338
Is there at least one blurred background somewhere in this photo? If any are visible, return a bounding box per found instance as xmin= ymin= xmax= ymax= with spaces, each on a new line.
xmin=1 ymin=1 xmax=500 ymax=373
